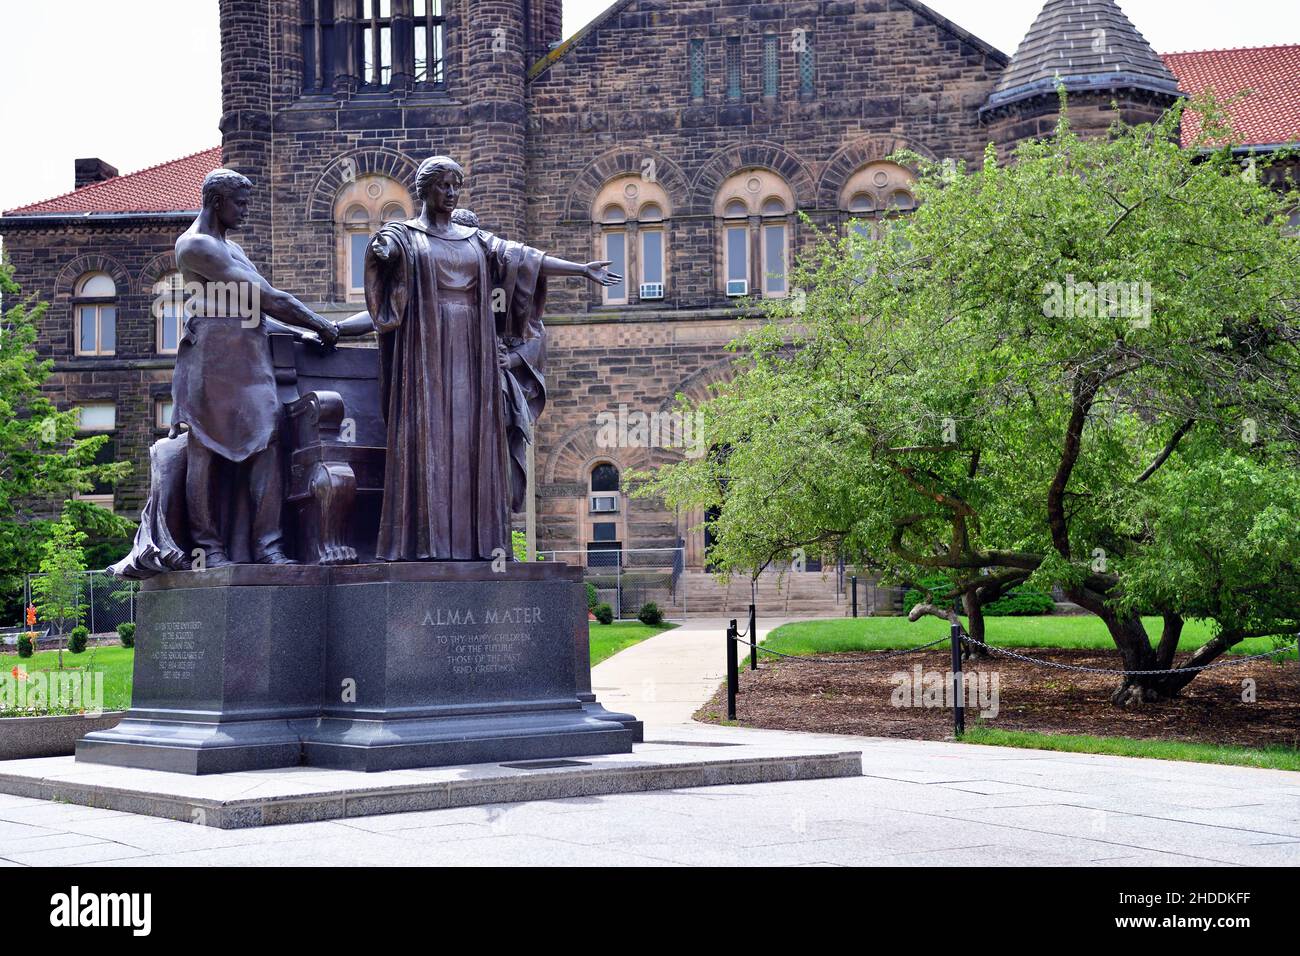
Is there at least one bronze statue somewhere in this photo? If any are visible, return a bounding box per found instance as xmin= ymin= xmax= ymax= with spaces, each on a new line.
xmin=339 ymin=156 xmax=619 ymax=561
xmin=170 ymin=169 xmax=340 ymax=567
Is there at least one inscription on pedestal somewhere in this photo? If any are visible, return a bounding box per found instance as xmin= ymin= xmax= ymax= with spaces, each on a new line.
xmin=422 ymin=606 xmax=542 ymax=677
xmin=155 ymin=620 xmax=205 ymax=682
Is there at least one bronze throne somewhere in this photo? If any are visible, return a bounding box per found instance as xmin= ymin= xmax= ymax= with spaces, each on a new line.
xmin=270 ymin=331 xmax=386 ymax=565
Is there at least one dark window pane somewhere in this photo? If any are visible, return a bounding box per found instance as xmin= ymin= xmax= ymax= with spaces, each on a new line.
xmin=641 ymin=230 xmax=663 ymax=285
xmin=161 ymin=305 xmax=181 ymax=351
xmin=726 ymin=36 xmax=741 ymax=100
xmin=91 ymin=439 xmax=116 ymax=495
xmin=727 ymin=226 xmax=747 ymax=283
xmin=763 ymin=34 xmax=778 ymax=97
xmin=79 ymin=307 xmax=97 ymax=353
xmin=591 ymin=463 xmax=620 ymax=492
xmin=604 ymin=232 xmax=626 ymax=300
xmin=100 ymin=307 xmax=116 ymax=353
xmin=350 ymin=233 xmax=369 ymax=290
xmin=799 ymin=35 xmax=815 ymax=97
xmin=689 ymin=38 xmax=706 ymax=100
xmin=764 ymin=224 xmax=786 ymax=294
xmin=592 ymin=522 xmax=617 ymax=542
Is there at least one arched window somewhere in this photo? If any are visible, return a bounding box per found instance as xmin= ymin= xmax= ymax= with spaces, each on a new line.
xmin=153 ymin=271 xmax=187 ymax=354
xmin=74 ymin=272 xmax=116 ymax=356
xmin=592 ymin=176 xmax=672 ymax=305
xmin=334 ymin=175 xmax=412 ymax=301
xmin=840 ymin=161 xmax=917 ymax=241
xmin=714 ymin=170 xmax=794 ymax=298
xmin=587 ymin=462 xmax=622 ymax=567
xmin=591 ymin=462 xmax=620 ymax=493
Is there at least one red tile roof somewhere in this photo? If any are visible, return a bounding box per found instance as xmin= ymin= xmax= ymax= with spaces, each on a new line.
xmin=1162 ymin=46 xmax=1300 ymax=149
xmin=3 ymin=147 xmax=223 ymax=216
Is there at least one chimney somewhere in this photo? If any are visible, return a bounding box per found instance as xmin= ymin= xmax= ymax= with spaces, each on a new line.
xmin=74 ymin=158 xmax=119 ymax=189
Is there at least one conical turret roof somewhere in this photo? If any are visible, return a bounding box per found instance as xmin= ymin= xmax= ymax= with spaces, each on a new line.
xmin=986 ymin=0 xmax=1180 ymax=111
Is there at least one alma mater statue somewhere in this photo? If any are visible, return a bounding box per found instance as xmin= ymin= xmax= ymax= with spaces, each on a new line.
xmin=337 ymin=156 xmax=620 ymax=561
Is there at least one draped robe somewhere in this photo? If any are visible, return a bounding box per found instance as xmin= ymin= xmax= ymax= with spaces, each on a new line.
xmin=364 ymin=220 xmax=548 ymax=561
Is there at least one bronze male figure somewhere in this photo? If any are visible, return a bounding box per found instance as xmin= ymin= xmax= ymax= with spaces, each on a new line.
xmin=171 ymin=169 xmax=340 ymax=567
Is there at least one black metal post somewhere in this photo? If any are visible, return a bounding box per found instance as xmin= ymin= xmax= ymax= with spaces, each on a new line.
xmin=748 ymin=603 xmax=757 ymax=671
xmin=950 ymin=621 xmax=965 ymax=737
xmin=726 ymin=619 xmax=739 ymax=721
xmin=850 ymin=576 xmax=858 ymax=618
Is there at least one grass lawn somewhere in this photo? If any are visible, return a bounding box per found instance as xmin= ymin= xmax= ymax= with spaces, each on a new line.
xmin=962 ymin=727 xmax=1300 ymax=772
xmin=761 ymin=615 xmax=1296 ymax=659
xmin=3 ymin=645 xmax=134 ymax=714
xmin=590 ymin=620 xmax=676 ymax=666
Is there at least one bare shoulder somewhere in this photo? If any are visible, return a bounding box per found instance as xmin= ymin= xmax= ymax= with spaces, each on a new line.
xmin=175 ymin=231 xmax=231 ymax=267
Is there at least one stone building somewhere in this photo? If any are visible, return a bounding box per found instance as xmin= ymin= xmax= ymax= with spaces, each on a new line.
xmin=2 ymin=0 xmax=1296 ymax=581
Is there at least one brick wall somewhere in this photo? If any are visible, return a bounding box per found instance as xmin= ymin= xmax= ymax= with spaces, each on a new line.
xmin=2 ymin=220 xmax=189 ymax=517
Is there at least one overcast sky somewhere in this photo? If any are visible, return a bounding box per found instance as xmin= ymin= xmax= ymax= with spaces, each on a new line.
xmin=1 ymin=0 xmax=1296 ymax=213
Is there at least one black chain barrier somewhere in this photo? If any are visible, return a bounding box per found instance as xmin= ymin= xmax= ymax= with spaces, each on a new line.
xmin=728 ymin=633 xmax=950 ymax=664
xmin=957 ymin=632 xmax=1300 ymax=676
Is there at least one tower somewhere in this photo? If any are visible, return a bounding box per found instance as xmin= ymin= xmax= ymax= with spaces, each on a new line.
xmin=465 ymin=0 xmax=529 ymax=240
xmin=218 ymin=0 xmax=275 ymax=271
xmin=982 ymin=0 xmax=1183 ymax=157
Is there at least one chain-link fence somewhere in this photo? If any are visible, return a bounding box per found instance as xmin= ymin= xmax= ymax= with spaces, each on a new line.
xmin=537 ymin=547 xmax=686 ymax=619
xmin=20 ymin=571 xmax=137 ymax=637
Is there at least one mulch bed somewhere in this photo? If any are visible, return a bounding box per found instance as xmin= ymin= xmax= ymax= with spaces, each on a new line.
xmin=696 ymin=647 xmax=1300 ymax=749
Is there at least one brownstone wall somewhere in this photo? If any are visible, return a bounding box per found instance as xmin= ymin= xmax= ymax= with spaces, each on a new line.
xmin=983 ymin=88 xmax=1181 ymax=161
xmin=2 ymin=220 xmax=189 ymax=517
xmin=525 ymin=0 xmax=1008 ymax=314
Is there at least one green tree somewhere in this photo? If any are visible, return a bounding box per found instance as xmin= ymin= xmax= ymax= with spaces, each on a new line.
xmin=30 ymin=514 xmax=89 ymax=668
xmin=642 ymin=96 xmax=1300 ymax=705
xmin=0 ymin=257 xmax=133 ymax=618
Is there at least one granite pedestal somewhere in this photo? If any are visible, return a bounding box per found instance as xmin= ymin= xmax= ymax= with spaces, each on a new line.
xmin=76 ymin=566 xmax=326 ymax=774
xmin=75 ymin=562 xmax=638 ymax=774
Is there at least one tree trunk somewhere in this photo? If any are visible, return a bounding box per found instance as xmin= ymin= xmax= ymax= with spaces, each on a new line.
xmin=1154 ymin=613 xmax=1184 ymax=670
xmin=1102 ymin=608 xmax=1163 ymax=707
xmin=962 ymin=587 xmax=990 ymax=658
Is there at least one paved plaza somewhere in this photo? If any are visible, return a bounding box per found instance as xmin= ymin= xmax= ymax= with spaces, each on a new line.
xmin=2 ymin=620 xmax=1297 ymax=867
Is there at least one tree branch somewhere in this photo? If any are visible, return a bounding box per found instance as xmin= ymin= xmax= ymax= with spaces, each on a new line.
xmin=1136 ymin=419 xmax=1195 ymax=483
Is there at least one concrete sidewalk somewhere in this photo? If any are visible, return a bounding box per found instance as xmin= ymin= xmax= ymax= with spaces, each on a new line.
xmin=591 ymin=616 xmax=794 ymax=726
xmin=2 ymin=619 xmax=1296 ymax=866
xmin=1 ymin=725 xmax=1297 ymax=866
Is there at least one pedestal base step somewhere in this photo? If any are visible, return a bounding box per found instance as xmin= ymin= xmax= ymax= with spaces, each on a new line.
xmin=5 ymin=734 xmax=863 ymax=829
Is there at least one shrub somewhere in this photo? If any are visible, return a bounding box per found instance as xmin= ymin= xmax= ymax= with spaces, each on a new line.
xmin=585 ymin=582 xmax=598 ymax=609
xmin=593 ymin=603 xmax=614 ymax=625
xmin=17 ymin=632 xmax=35 ymax=658
xmin=984 ymin=586 xmax=1056 ymax=616
xmin=637 ymin=602 xmax=664 ymax=625
xmin=117 ymin=621 xmax=136 ymax=648
xmin=68 ymin=625 xmax=89 ymax=654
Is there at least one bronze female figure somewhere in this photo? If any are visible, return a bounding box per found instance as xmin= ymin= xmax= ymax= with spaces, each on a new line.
xmin=344 ymin=156 xmax=619 ymax=561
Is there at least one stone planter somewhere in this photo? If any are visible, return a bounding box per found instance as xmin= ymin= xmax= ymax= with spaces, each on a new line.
xmin=0 ymin=712 xmax=125 ymax=761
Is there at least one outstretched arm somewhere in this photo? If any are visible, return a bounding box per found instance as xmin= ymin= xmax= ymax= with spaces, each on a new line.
xmin=178 ymin=236 xmax=339 ymax=345
xmin=541 ymin=256 xmax=621 ymax=287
